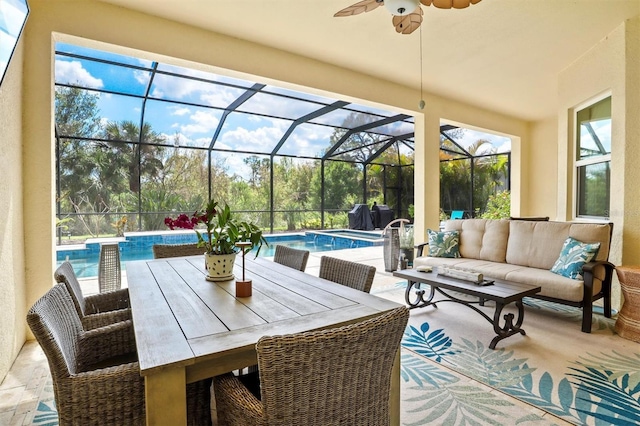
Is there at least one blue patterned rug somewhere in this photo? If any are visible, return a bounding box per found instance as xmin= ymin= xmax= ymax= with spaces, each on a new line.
xmin=388 ymin=282 xmax=640 ymax=426
xmin=21 ymin=283 xmax=640 ymax=425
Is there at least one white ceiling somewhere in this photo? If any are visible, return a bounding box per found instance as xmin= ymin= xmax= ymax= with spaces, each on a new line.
xmin=97 ymin=0 xmax=639 ymax=122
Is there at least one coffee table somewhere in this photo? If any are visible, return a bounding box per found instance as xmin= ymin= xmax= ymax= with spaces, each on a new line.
xmin=393 ymin=269 xmax=541 ymax=349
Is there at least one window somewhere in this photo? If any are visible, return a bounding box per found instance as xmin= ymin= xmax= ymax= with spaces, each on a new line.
xmin=575 ymin=96 xmax=611 ymax=218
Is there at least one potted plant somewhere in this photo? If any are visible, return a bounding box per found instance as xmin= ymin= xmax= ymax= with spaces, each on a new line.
xmin=165 ymin=199 xmax=267 ymax=281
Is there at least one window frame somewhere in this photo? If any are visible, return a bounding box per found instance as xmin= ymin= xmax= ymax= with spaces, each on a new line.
xmin=573 ymin=93 xmax=612 ymax=220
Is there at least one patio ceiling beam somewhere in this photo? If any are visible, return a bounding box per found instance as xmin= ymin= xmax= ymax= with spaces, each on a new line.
xmin=322 ymin=114 xmax=411 ymax=161
xmin=270 ymin=101 xmax=349 ymax=157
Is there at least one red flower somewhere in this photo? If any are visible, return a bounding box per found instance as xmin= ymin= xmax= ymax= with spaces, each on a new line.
xmin=165 ymin=213 xmax=198 ymax=230
xmin=164 ymin=199 xmax=265 ymax=256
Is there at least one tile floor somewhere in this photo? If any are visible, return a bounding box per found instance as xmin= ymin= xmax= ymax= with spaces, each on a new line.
xmin=0 ymin=246 xmax=569 ymax=425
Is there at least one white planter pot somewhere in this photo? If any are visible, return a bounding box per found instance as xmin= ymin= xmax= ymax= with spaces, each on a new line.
xmin=204 ymin=252 xmax=236 ymax=282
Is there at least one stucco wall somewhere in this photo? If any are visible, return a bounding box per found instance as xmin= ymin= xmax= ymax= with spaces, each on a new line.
xmin=0 ymin=42 xmax=26 ymax=381
xmin=557 ymin=16 xmax=640 ymax=309
xmin=527 ymin=117 xmax=559 ymax=219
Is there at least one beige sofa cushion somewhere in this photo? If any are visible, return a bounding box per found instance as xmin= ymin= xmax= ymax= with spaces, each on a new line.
xmin=445 ymin=219 xmax=509 ymax=263
xmin=504 ymin=267 xmax=600 ymax=302
xmin=412 ymin=256 xmax=603 ymax=301
xmin=506 ymin=221 xmax=569 ymax=269
xmin=569 ymin=223 xmax=611 ymax=262
xmin=506 ymin=221 xmax=611 ymax=270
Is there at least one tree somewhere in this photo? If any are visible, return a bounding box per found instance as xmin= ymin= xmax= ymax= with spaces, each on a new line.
xmin=55 ymin=87 xmax=107 ymax=236
xmin=369 ymin=144 xmax=414 ymax=218
xmin=479 ymin=190 xmax=511 ymax=219
xmin=273 ymin=157 xmax=315 ymax=230
xmin=326 ymin=112 xmax=387 ymax=163
xmin=311 ymin=160 xmax=360 ymax=212
xmin=102 ymin=120 xmax=166 ymax=193
xmin=439 ymin=137 xmax=509 ymax=218
xmin=55 ymin=87 xmax=101 ymax=137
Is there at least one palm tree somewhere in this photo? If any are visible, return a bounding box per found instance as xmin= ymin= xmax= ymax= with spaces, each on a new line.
xmin=103 ymin=120 xmax=166 ymax=192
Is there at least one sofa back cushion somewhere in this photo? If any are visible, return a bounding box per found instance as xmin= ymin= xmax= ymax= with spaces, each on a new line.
xmin=444 ymin=219 xmax=510 ymax=262
xmin=506 ymin=221 xmax=611 ymax=269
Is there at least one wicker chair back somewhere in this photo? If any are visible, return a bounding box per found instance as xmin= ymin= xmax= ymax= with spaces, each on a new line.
xmin=54 ymin=261 xmax=87 ymax=316
xmin=319 ymin=256 xmax=376 ymax=293
xmin=214 ymin=306 xmax=409 ymax=426
xmin=273 ymin=245 xmax=310 ymax=272
xmin=152 ymin=243 xmax=204 ymax=259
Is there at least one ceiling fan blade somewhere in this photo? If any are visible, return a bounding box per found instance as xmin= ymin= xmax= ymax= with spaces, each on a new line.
xmin=334 ymin=0 xmax=383 ymax=17
xmin=392 ymin=8 xmax=423 ymax=34
xmin=428 ymin=0 xmax=482 ymax=9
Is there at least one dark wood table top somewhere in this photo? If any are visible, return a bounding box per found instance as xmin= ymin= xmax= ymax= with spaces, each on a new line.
xmin=393 ymin=269 xmax=541 ymax=304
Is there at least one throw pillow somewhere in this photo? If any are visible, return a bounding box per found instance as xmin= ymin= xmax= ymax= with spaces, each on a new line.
xmin=550 ymin=237 xmax=601 ymax=280
xmin=427 ymin=229 xmax=461 ymax=258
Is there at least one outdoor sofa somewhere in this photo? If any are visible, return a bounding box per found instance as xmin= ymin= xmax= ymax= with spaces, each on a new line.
xmin=414 ymin=218 xmax=615 ymax=332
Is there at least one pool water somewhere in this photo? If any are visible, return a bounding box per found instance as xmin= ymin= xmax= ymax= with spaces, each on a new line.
xmin=56 ymin=230 xmax=382 ymax=278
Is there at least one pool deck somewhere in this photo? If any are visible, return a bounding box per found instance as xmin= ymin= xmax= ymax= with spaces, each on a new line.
xmin=76 ymin=245 xmax=404 ymax=296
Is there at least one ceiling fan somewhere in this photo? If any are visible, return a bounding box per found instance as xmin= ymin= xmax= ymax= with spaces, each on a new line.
xmin=334 ymin=0 xmax=482 ymax=35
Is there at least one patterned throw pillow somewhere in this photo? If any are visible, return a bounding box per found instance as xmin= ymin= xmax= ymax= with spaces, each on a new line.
xmin=427 ymin=229 xmax=461 ymax=258
xmin=550 ymin=237 xmax=601 ymax=280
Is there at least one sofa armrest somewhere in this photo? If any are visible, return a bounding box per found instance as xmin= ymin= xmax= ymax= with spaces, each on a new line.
xmin=582 ymin=260 xmax=615 ymax=323
xmin=415 ymin=242 xmax=428 ymax=257
xmin=583 ymin=260 xmax=615 ymax=290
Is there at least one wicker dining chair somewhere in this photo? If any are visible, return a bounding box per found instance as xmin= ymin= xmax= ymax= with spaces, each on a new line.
xmin=98 ymin=243 xmax=121 ymax=293
xmin=273 ymin=245 xmax=310 ymax=272
xmin=318 ymin=256 xmax=377 ymax=293
xmin=152 ymin=243 xmax=204 ymax=259
xmin=213 ymin=306 xmax=409 ymax=426
xmin=54 ymin=260 xmax=130 ymax=330
xmin=27 ymin=284 xmax=212 ymax=426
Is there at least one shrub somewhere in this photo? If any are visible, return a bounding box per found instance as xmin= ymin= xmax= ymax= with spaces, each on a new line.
xmin=479 ymin=190 xmax=510 ymax=219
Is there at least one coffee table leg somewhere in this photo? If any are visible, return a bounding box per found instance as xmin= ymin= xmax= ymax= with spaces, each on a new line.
xmin=490 ymin=299 xmax=526 ymax=349
xmin=405 ymin=281 xmax=436 ymax=309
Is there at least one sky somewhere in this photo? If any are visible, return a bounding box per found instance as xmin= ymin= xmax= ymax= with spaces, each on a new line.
xmin=0 ymin=0 xmax=29 ymax=86
xmin=54 ymin=42 xmax=510 ymax=176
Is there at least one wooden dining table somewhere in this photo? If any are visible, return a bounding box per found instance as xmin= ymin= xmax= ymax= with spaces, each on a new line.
xmin=126 ymin=254 xmax=404 ymax=426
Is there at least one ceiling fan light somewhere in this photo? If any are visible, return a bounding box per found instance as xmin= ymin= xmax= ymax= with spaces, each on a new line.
xmin=384 ymin=0 xmax=420 ymax=16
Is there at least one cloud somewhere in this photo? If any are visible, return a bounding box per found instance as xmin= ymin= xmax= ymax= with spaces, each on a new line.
xmin=219 ymin=125 xmax=284 ymax=153
xmin=171 ymin=106 xmax=191 ymax=116
xmin=133 ymin=70 xmax=150 ymax=86
xmin=201 ymin=90 xmax=244 ymax=107
xmin=214 ymin=151 xmax=251 ymax=178
xmin=150 ymin=72 xmax=245 ymax=108
xmin=456 ymin=129 xmax=511 ymax=154
xmin=55 ymin=60 xmax=103 ymax=88
xmin=180 ymin=110 xmax=220 ymax=135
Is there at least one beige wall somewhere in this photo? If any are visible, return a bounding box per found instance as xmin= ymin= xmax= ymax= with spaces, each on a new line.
xmin=0 ymin=42 xmax=27 ymax=381
xmin=557 ymin=16 xmax=640 ymax=308
xmin=10 ymin=0 xmax=633 ymax=381
xmin=527 ymin=117 xmax=559 ymax=219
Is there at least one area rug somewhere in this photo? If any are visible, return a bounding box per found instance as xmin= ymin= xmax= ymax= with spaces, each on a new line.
xmin=379 ymin=282 xmax=640 ymax=426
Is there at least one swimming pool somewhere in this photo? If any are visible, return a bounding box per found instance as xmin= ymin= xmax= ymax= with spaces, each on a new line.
xmin=307 ymin=229 xmax=383 ymax=242
xmin=56 ymin=230 xmax=383 ymax=278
